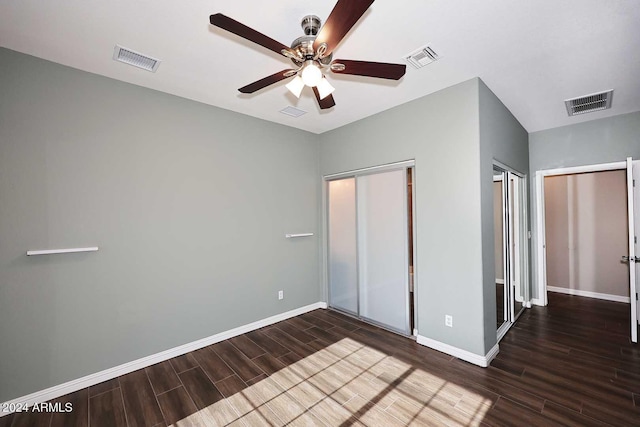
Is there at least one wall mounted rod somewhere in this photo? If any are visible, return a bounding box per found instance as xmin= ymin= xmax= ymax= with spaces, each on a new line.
xmin=285 ymin=233 xmax=314 ymax=239
xmin=27 ymin=247 xmax=99 ymax=256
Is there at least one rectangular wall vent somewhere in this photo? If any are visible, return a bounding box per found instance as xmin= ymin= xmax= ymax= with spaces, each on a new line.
xmin=404 ymin=44 xmax=440 ymax=69
xmin=565 ymin=90 xmax=613 ymax=116
xmin=113 ymin=45 xmax=161 ymax=72
xmin=279 ymin=106 xmax=307 ymax=118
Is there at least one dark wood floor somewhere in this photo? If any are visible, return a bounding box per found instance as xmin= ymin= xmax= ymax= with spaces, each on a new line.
xmin=2 ymin=293 xmax=640 ymax=426
xmin=496 ymin=283 xmax=504 ymax=328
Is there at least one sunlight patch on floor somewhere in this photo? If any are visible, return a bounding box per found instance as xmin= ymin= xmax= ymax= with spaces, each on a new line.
xmin=171 ymin=338 xmax=492 ymax=426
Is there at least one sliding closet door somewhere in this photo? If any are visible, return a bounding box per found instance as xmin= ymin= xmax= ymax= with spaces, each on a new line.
xmin=357 ymin=170 xmax=410 ymax=334
xmin=328 ymin=178 xmax=358 ymax=314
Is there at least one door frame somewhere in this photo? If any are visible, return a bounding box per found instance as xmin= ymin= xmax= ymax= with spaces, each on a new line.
xmin=322 ymin=160 xmax=417 ymax=335
xmin=627 ymin=158 xmax=638 ymax=343
xmin=493 ymin=160 xmax=529 ymax=304
xmin=493 ymin=161 xmax=528 ymax=342
xmin=534 ymin=160 xmax=626 ymax=307
xmin=493 ymin=173 xmax=509 ymax=331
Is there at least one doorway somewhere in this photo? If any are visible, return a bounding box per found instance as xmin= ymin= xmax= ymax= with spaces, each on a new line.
xmin=535 ymin=158 xmax=639 ymax=343
xmin=544 ymin=170 xmax=629 ymax=302
xmin=326 ymin=161 xmax=415 ymax=336
xmin=494 ymin=163 xmax=527 ymax=341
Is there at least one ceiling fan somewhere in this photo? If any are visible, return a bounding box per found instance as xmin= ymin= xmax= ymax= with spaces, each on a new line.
xmin=209 ymin=0 xmax=406 ymax=110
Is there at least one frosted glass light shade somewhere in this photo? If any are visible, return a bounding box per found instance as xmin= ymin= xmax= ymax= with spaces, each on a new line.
xmin=301 ymin=62 xmax=323 ymax=87
xmin=285 ymin=75 xmax=305 ymax=98
xmin=317 ymin=78 xmax=335 ymax=100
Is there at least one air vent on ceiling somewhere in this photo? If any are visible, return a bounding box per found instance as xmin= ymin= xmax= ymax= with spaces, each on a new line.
xmin=564 ymin=90 xmax=613 ymax=117
xmin=113 ymin=45 xmax=161 ymax=72
xmin=279 ymin=106 xmax=307 ymax=118
xmin=404 ymin=44 xmax=440 ymax=69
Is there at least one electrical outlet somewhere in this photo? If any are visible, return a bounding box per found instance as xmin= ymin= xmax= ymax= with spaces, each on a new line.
xmin=278 ymin=290 xmax=284 ymax=300
xmin=445 ymin=315 xmax=453 ymax=327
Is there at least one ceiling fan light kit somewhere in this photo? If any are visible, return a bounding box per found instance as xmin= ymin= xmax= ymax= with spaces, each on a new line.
xmin=316 ymin=78 xmax=336 ymax=100
xmin=285 ymin=76 xmax=305 ymax=98
xmin=209 ymin=0 xmax=406 ymax=110
xmin=301 ymin=60 xmax=323 ymax=87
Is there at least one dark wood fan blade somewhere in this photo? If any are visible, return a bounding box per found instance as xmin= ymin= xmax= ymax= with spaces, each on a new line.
xmin=210 ymin=13 xmax=290 ymax=57
xmin=313 ymin=0 xmax=374 ymax=55
xmin=331 ymin=59 xmax=406 ymax=80
xmin=239 ymin=69 xmax=295 ymax=94
xmin=312 ymin=86 xmax=336 ymax=109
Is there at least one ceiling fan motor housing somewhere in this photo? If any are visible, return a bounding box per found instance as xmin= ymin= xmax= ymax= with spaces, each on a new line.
xmin=290 ymin=15 xmax=332 ymax=66
xmin=301 ymin=15 xmax=321 ymax=35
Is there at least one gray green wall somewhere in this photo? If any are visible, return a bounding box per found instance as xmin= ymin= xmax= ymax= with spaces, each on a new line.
xmin=529 ymin=112 xmax=640 ymax=300
xmin=7 ymin=39 xmax=622 ymax=402
xmin=0 ymin=48 xmax=321 ymax=402
xmin=478 ymin=80 xmax=529 ymax=351
xmin=319 ymin=78 xmax=489 ymax=356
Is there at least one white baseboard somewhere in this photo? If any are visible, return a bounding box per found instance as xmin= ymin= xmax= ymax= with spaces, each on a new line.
xmin=495 ymin=279 xmax=505 ymax=284
xmin=416 ymin=335 xmax=499 ymax=368
xmin=547 ymin=286 xmax=630 ymax=303
xmin=0 ymin=301 xmax=327 ymax=417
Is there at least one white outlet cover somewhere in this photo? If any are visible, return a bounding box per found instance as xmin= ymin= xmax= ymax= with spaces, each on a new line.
xmin=445 ymin=315 xmax=453 ymax=327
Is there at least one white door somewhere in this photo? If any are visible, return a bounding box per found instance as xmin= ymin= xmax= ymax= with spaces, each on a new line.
xmin=626 ymin=158 xmax=638 ymax=343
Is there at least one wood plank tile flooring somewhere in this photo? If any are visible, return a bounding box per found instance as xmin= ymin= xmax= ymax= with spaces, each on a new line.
xmin=3 ymin=293 xmax=640 ymax=426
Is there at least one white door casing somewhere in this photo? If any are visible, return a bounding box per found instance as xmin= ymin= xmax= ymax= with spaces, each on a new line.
xmin=626 ymin=157 xmax=638 ymax=343
xmin=627 ymin=157 xmax=640 ymax=342
xmin=634 ymin=160 xmax=640 ymax=328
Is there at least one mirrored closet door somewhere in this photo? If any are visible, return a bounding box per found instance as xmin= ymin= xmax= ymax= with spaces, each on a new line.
xmin=494 ymin=164 xmax=528 ymax=340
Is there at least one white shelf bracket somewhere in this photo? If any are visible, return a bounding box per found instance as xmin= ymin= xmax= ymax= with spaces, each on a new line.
xmin=27 ymin=247 xmax=99 ymax=256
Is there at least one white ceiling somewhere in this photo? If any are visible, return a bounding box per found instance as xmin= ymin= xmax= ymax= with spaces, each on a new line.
xmin=1 ymin=0 xmax=639 ymax=134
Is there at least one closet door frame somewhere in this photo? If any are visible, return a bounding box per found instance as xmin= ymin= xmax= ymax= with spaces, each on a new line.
xmin=323 ymin=160 xmax=416 ymax=335
xmin=494 ymin=160 xmax=528 ymax=342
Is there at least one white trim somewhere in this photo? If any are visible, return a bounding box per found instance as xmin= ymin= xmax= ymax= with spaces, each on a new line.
xmin=0 ymin=302 xmax=327 ymax=417
xmin=627 ymin=157 xmax=638 ymax=343
xmin=547 ymin=286 xmax=630 ymax=303
xmin=410 ymin=166 xmax=419 ymax=336
xmin=521 ymin=173 xmax=531 ymax=305
xmin=535 ymin=160 xmax=627 ymax=307
xmin=321 ymin=176 xmax=329 ymax=308
xmin=496 ymin=321 xmax=510 ymax=342
xmin=485 ymin=343 xmax=500 ymax=366
xmin=538 ymin=161 xmax=626 ymax=178
xmin=531 ymin=298 xmax=544 ymax=307
xmin=493 ymin=159 xmax=525 ymax=177
xmin=416 ymin=335 xmax=499 ymax=368
xmin=323 ymin=160 xmax=415 ymax=180
xmin=535 ymin=172 xmax=547 ymax=306
xmin=26 ymin=247 xmax=98 ymax=256
xmin=495 ymin=278 xmax=504 ymax=284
